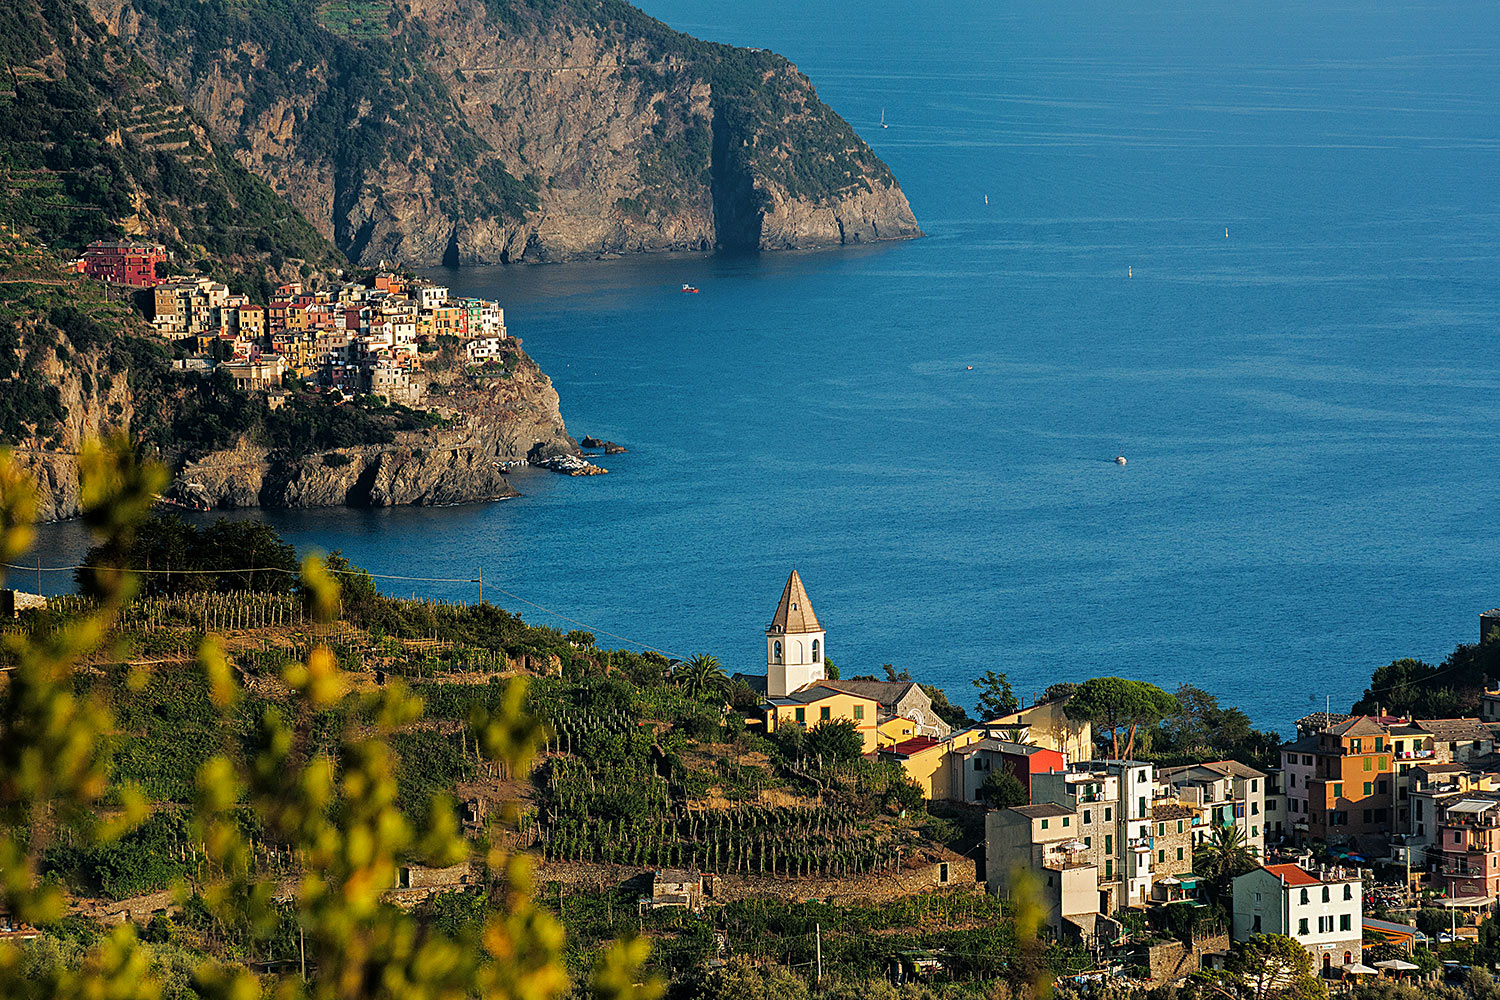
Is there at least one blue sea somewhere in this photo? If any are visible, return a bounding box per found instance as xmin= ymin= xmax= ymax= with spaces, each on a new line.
xmin=33 ymin=0 xmax=1500 ymax=732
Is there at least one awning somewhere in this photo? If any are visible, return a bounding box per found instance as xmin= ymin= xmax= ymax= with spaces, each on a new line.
xmin=1438 ymin=896 xmax=1494 ymax=909
xmin=1374 ymin=960 xmax=1420 ymax=971
xmin=1157 ymin=876 xmax=1181 ymax=885
xmin=1342 ymin=963 xmax=1378 ymax=975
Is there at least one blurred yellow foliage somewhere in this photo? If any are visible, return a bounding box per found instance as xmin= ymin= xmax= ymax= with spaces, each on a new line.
xmin=0 ymin=439 xmax=660 ymax=1000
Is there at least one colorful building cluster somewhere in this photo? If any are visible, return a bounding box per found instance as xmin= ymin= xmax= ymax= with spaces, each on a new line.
xmin=144 ymin=274 xmax=507 ymax=401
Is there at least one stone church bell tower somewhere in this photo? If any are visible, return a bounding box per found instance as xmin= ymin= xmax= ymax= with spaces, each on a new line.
xmin=766 ymin=569 xmax=826 ymax=698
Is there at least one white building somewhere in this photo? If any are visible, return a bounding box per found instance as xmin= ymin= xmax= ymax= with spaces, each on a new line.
xmin=419 ymin=285 xmax=450 ymax=312
xmin=1232 ymin=863 xmax=1362 ymax=974
xmin=466 ymin=336 xmax=506 ymax=363
xmin=1030 ymin=759 xmax=1157 ymax=909
xmin=765 ymin=569 xmax=825 ymax=699
xmin=1159 ymin=759 xmax=1267 ymax=857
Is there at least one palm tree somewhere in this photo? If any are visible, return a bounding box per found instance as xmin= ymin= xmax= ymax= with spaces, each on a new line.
xmin=674 ymin=653 xmax=727 ymax=700
xmin=1195 ymin=823 xmax=1256 ymax=899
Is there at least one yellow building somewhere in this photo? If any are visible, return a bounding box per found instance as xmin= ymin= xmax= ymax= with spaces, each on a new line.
xmin=988 ymin=698 xmax=1093 ymax=763
xmin=878 ymin=728 xmax=989 ymax=800
xmin=762 ymin=687 xmax=880 ymax=754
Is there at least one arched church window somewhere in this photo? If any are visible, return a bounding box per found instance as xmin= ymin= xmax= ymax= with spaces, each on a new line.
xmin=773 ymin=641 xmax=782 ymax=663
xmin=812 ymin=639 xmax=820 ymax=662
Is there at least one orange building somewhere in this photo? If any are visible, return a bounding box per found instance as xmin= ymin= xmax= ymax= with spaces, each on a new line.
xmin=1305 ymin=716 xmax=1394 ymax=843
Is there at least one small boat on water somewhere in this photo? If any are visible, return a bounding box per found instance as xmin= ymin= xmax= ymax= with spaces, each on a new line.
xmin=681 ymin=283 xmax=699 ymax=294
xmin=1114 ymin=455 xmax=1127 ymax=466
xmin=880 ymin=108 xmax=888 ymax=129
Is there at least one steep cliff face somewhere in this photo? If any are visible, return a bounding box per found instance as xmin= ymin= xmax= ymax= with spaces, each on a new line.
xmin=177 ymin=355 xmax=577 ymax=511
xmin=83 ymin=0 xmax=921 ymax=265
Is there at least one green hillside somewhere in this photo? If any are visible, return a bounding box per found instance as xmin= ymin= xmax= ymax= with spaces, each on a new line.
xmin=0 ymin=0 xmax=343 ymax=269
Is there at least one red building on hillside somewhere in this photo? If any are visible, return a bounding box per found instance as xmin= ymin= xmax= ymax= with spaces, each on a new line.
xmin=79 ymin=240 xmax=169 ymax=287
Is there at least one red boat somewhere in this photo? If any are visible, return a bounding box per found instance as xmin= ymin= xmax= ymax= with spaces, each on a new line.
xmin=681 ymin=283 xmax=699 ymax=294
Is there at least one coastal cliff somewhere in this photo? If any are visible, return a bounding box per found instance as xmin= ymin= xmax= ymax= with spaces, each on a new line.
xmin=83 ymin=0 xmax=921 ymax=265
xmin=176 ymin=355 xmax=578 ymax=511
xmin=0 ymin=282 xmax=578 ymax=521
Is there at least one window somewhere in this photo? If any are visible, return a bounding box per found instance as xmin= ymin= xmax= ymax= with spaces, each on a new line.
xmin=1177 ymin=847 xmax=1184 ymax=861
xmin=974 ymin=760 xmax=983 ymax=772
xmin=1105 ymin=860 xmax=1113 ymax=878
xmin=820 ymin=706 xmax=831 ymax=721
xmin=1303 ymin=755 xmax=1313 ymax=765
xmin=1158 ymin=823 xmax=1165 ymax=836
xmin=1158 ymin=850 xmax=1164 ymax=863
xmin=1084 ymin=837 xmax=1092 ymax=848
xmin=1251 ymin=779 xmax=1259 ymax=792
xmin=1343 ymin=885 xmax=1353 ymax=901
xmin=795 ymin=708 xmax=805 ymax=723
xmin=1252 ymin=826 xmax=1258 ymax=836
xmin=1380 ymin=756 xmax=1389 ymax=770
xmin=1352 ymin=740 xmax=1361 ymax=753
xmin=1105 ymin=808 xmax=1113 ymax=821
xmin=1364 ymin=782 xmax=1373 ymax=796
xmin=1252 ymin=802 xmax=1259 ymax=815
xmin=1364 ymin=758 xmax=1372 ymax=772
xmin=1298 ymin=918 xmax=1309 ymax=936
xmin=1379 ymin=780 xmax=1388 ymax=794
xmin=1333 ymin=783 xmax=1343 ymax=799
xmin=853 ymin=705 xmax=864 ymax=720
xmin=773 ymin=641 xmax=782 ymax=663
xmin=1105 ymin=835 xmax=1113 ymax=853
xmin=1375 ymin=737 xmax=1384 ymax=751
xmin=1062 ymin=817 xmax=1070 ymax=827
xmin=1300 ymin=888 xmax=1309 ymax=905
xmin=1041 ymin=819 xmax=1049 ymax=830
xmin=1139 ymin=796 xmax=1147 ymax=817
xmin=939 ymin=862 xmax=950 ymax=883
xmin=1253 ymin=915 xmax=1262 ymax=932
xmin=812 ymin=639 xmax=820 ymax=662
xmin=1322 ymin=887 xmax=1330 ymax=903
xmin=1083 ymin=810 xmax=1092 ymax=824
xmin=1178 ymin=820 xmax=1185 ymax=833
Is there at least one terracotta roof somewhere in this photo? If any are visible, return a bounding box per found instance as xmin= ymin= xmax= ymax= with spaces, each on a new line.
xmin=1152 ymin=803 xmax=1195 ymax=820
xmin=886 ymin=736 xmax=942 ymax=757
xmin=768 ymin=569 xmax=822 ymax=635
xmin=1201 ymin=759 xmax=1266 ymax=779
xmin=1262 ymin=863 xmax=1321 ymax=887
xmin=1327 ymin=716 xmax=1389 ymax=738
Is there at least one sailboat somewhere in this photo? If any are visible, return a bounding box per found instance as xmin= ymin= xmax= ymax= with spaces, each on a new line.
xmin=880 ymin=108 xmax=888 ymax=129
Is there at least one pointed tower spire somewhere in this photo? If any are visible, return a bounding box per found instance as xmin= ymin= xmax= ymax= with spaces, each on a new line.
xmin=766 ymin=568 xmax=826 ymax=698
xmin=769 ymin=569 xmax=822 ymax=635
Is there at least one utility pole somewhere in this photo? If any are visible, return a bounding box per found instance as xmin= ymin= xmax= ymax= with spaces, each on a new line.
xmin=300 ymin=926 xmax=306 ymax=981
xmin=478 ymin=564 xmax=483 ymax=605
xmin=815 ymin=923 xmax=822 ymax=984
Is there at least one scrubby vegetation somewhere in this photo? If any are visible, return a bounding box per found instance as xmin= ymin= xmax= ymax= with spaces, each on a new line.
xmin=0 ymin=0 xmax=342 ymax=270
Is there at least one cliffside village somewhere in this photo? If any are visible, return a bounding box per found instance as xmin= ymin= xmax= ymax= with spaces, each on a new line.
xmin=740 ymin=571 xmax=1500 ymax=984
xmin=74 ymin=240 xmax=507 ymax=403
